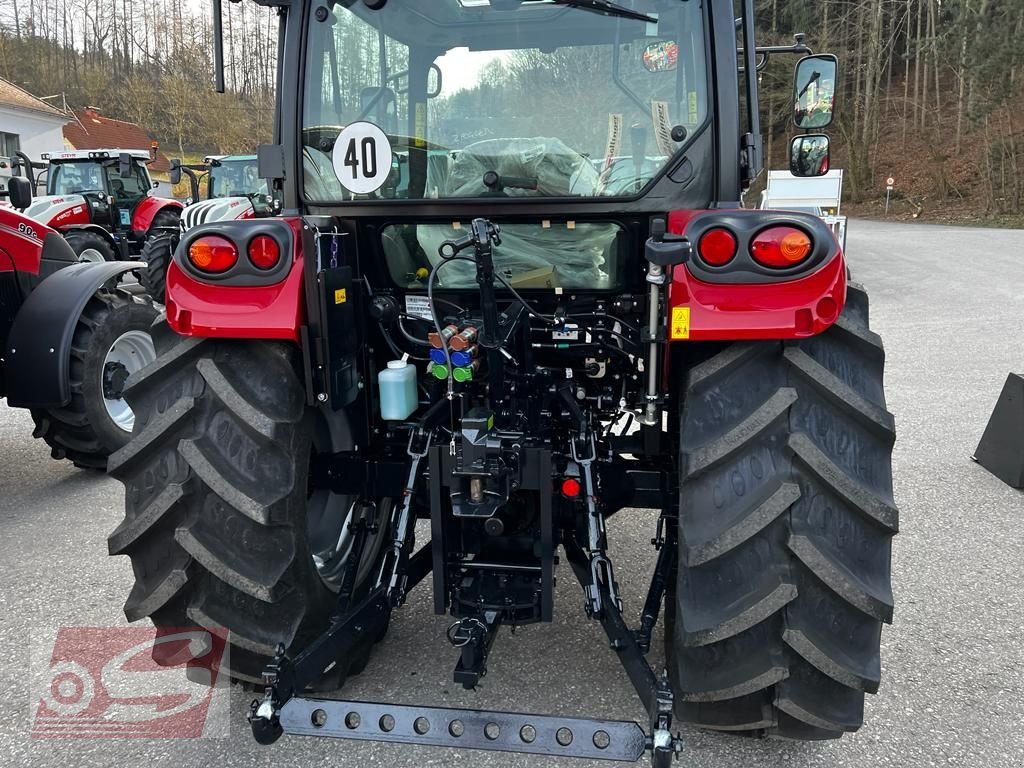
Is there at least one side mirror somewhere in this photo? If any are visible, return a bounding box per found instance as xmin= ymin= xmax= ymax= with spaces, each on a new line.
xmin=8 ymin=176 xmax=32 ymax=209
xmin=170 ymin=159 xmax=182 ymax=186
xmin=642 ymin=40 xmax=679 ymax=73
xmin=793 ymin=54 xmax=838 ymax=129
xmin=789 ymin=134 xmax=831 ymax=178
xmin=118 ymin=152 xmax=133 ymax=178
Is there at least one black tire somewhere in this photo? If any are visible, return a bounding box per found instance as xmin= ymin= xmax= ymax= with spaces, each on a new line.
xmin=30 ymin=288 xmax=158 ymax=470
xmin=668 ymin=283 xmax=897 ymax=739
xmin=64 ymin=229 xmax=116 ymax=263
xmin=139 ymin=232 xmax=177 ymax=304
xmin=107 ymin=321 xmax=390 ymax=684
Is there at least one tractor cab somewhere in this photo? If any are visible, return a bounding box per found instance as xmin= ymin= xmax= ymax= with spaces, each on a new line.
xmin=33 ymin=150 xmax=155 ymax=231
xmin=171 ymin=154 xmax=272 ymax=232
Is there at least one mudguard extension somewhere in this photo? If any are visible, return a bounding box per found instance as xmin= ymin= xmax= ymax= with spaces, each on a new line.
xmin=5 ymin=261 xmax=139 ymax=408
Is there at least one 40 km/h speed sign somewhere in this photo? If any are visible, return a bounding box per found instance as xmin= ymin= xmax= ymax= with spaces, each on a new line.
xmin=886 ymin=176 xmax=895 ymax=187
xmin=332 ymin=122 xmax=394 ymax=195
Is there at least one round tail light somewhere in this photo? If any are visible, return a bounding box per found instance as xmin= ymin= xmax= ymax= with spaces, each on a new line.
xmin=248 ymin=235 xmax=281 ymax=270
xmin=188 ymin=236 xmax=238 ymax=273
xmin=751 ymin=227 xmax=813 ymax=268
xmin=561 ymin=478 xmax=582 ymax=498
xmin=698 ymin=228 xmax=738 ymax=266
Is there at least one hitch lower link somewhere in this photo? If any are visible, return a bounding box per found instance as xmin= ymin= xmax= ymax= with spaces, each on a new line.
xmin=248 ymin=427 xmax=684 ymax=767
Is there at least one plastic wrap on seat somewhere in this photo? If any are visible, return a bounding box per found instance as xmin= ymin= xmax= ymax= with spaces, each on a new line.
xmin=446 ymin=137 xmax=600 ymax=198
xmin=413 ymin=222 xmax=618 ymax=289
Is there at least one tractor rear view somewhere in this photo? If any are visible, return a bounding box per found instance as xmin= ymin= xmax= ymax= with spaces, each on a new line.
xmin=106 ymin=1 xmax=896 ymax=764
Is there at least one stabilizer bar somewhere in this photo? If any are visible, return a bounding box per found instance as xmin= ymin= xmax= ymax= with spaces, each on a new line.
xmin=279 ymin=697 xmax=648 ymax=762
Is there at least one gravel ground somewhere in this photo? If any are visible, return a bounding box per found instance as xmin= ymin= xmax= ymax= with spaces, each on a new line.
xmin=1 ymin=218 xmax=1022 ymax=767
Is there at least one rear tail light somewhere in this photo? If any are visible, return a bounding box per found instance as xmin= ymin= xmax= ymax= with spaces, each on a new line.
xmin=697 ymin=228 xmax=737 ymax=266
xmin=248 ymin=235 xmax=281 ymax=270
xmin=188 ymin=236 xmax=238 ymax=273
xmin=750 ymin=227 xmax=813 ymax=268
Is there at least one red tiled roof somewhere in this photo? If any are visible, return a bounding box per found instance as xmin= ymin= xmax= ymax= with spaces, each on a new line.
xmin=0 ymin=77 xmax=67 ymax=119
xmin=63 ymin=109 xmax=171 ymax=174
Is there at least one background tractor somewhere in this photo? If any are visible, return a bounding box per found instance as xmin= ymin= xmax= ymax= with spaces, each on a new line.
xmin=12 ymin=149 xmax=182 ymax=264
xmin=0 ymin=176 xmax=157 ymax=468
xmin=139 ymin=154 xmax=271 ymax=302
xmin=107 ymin=1 xmax=897 ymax=765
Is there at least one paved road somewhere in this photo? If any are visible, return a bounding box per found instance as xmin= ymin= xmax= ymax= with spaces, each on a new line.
xmin=2 ymin=219 xmax=1023 ymax=767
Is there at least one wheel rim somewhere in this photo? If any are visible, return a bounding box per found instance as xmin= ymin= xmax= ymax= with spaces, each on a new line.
xmin=77 ymin=247 xmax=106 ymax=263
xmin=308 ymin=490 xmax=393 ymax=592
xmin=102 ymin=330 xmax=156 ymax=432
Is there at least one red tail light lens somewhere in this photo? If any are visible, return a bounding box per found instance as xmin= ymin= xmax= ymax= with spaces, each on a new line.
xmin=248 ymin=235 xmax=281 ymax=270
xmin=561 ymin=478 xmax=582 ymax=498
xmin=751 ymin=227 xmax=813 ymax=268
xmin=698 ymin=228 xmax=738 ymax=266
xmin=188 ymin=236 xmax=237 ymax=273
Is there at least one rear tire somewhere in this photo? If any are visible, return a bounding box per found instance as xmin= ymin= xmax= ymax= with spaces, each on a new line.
xmin=139 ymin=232 xmax=177 ymax=304
xmin=108 ymin=320 xmax=390 ymax=683
xmin=668 ymin=284 xmax=897 ymax=739
xmin=64 ymin=230 xmax=116 ymax=263
xmin=30 ymin=288 xmax=157 ymax=470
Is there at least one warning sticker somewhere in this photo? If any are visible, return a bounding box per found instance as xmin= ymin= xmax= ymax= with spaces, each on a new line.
xmin=334 ymin=288 xmax=347 ymax=305
xmin=405 ymin=295 xmax=433 ymax=321
xmin=332 ymin=121 xmax=394 ymax=195
xmin=651 ymin=101 xmax=675 ymax=157
xmin=670 ymin=307 xmax=691 ymax=340
xmin=603 ymin=113 xmax=623 ymax=173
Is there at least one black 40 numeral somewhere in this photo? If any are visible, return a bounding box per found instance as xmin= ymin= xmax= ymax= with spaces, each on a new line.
xmin=343 ymin=137 xmax=379 ymax=180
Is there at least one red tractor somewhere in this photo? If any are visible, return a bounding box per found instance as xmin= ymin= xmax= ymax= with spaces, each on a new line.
xmin=0 ymin=177 xmax=157 ymax=468
xmin=14 ymin=149 xmax=182 ymax=264
xmin=107 ymin=1 xmax=897 ymax=765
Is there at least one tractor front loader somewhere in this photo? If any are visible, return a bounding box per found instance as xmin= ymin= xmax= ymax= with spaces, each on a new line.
xmin=105 ymin=1 xmax=897 ymax=765
xmin=1 ymin=177 xmax=157 ymax=468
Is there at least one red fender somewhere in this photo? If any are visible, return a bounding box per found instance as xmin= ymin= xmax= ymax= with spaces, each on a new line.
xmin=131 ymin=197 xmax=183 ymax=234
xmin=666 ymin=209 xmax=847 ymax=341
xmin=0 ymin=206 xmax=51 ymax=275
xmin=165 ymin=218 xmax=305 ymax=342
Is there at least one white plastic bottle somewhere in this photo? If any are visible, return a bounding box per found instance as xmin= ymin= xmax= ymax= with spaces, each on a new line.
xmin=378 ymin=357 xmax=418 ymax=421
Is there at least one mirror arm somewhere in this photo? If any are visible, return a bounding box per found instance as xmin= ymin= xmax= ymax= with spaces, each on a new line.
xmin=182 ymin=167 xmax=201 ymax=202
xmin=738 ymin=35 xmax=813 ymax=72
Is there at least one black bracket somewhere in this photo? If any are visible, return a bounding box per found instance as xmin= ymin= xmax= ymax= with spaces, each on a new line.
xmin=448 ymin=613 xmax=499 ymax=690
xmin=645 ymin=218 xmax=692 ymax=268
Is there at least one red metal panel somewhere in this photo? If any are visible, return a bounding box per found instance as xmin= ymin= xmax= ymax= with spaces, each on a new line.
xmin=131 ymin=197 xmax=183 ymax=234
xmin=164 ymin=218 xmax=304 ymax=342
xmin=667 ymin=209 xmax=847 ymax=341
xmin=0 ymin=207 xmax=48 ymax=275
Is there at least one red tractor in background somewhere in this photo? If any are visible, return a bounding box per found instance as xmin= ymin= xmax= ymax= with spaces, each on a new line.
xmin=0 ymin=176 xmax=157 ymax=468
xmin=13 ymin=149 xmax=182 ymax=264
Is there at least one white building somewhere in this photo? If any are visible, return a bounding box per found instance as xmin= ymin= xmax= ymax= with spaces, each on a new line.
xmin=0 ymin=77 xmax=69 ymax=162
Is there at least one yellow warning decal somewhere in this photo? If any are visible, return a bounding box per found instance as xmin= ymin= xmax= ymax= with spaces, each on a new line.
xmin=334 ymin=288 xmax=347 ymax=305
xmin=670 ymin=307 xmax=691 ymax=340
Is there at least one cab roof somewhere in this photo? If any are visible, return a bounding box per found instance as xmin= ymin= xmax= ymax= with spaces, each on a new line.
xmin=42 ymin=149 xmax=154 ymax=162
